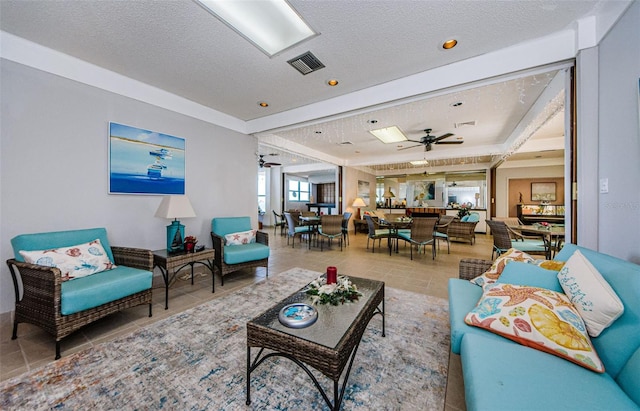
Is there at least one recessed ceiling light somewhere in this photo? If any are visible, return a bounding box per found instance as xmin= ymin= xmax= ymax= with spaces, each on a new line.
xmin=327 ymin=79 xmax=339 ymax=86
xmin=369 ymin=126 xmax=408 ymax=144
xmin=258 ymin=102 xmax=269 ymax=107
xmin=410 ymin=160 xmax=429 ymax=166
xmin=367 ymin=119 xmax=378 ymax=124
xmin=195 ymin=0 xmax=317 ymax=57
xmin=450 ymin=101 xmax=463 ymax=107
xmin=442 ymin=39 xmax=458 ymax=49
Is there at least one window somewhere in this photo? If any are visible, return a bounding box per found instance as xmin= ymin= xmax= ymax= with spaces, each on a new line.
xmin=258 ymin=171 xmax=266 ymax=213
xmin=288 ymin=180 xmax=309 ymax=202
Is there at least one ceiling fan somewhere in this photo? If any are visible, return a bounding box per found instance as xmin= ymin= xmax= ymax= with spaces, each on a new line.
xmin=398 ymin=128 xmax=462 ymax=151
xmin=258 ymin=154 xmax=282 ymax=168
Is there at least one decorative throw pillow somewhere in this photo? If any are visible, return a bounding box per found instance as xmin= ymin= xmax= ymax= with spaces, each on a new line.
xmin=465 ymin=283 xmax=604 ymax=373
xmin=557 ymin=250 xmax=624 ymax=337
xmin=533 ymin=259 xmax=566 ymax=271
xmin=19 ymin=239 xmax=116 ymax=281
xmin=496 ymin=262 xmax=563 ymax=293
xmin=224 ymin=229 xmax=257 ymax=246
xmin=470 ymin=248 xmax=536 ymax=287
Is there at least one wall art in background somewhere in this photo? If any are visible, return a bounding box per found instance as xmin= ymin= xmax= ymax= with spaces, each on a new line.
xmin=109 ymin=122 xmax=185 ymax=195
xmin=531 ymin=182 xmax=556 ymax=201
xmin=357 ymin=180 xmax=370 ymax=206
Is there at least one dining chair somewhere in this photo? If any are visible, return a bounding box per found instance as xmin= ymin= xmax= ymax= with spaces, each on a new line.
xmin=434 ymin=215 xmax=455 ymax=254
xmin=272 ymin=210 xmax=285 ymax=236
xmin=364 ymin=214 xmax=392 ymax=253
xmin=283 ymin=212 xmax=312 ymax=248
xmin=318 ymin=214 xmax=343 ymax=251
xmin=485 ymin=219 xmax=549 ymax=260
xmin=396 ymin=217 xmax=438 ymax=260
xmin=341 ymin=212 xmax=352 ymax=246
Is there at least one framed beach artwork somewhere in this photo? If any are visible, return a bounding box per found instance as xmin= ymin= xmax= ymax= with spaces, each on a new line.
xmin=109 ymin=122 xmax=186 ymax=195
xmin=357 ymin=180 xmax=370 ymax=206
xmin=531 ymin=182 xmax=556 ymax=201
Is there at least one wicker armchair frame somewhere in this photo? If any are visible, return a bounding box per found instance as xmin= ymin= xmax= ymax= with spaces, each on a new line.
xmin=6 ymin=246 xmax=153 ymax=359
xmin=397 ymin=217 xmax=437 ymax=260
xmin=318 ymin=214 xmax=343 ymax=251
xmin=210 ymin=231 xmax=269 ymax=286
xmin=459 ymin=258 xmax=494 ymax=280
xmin=448 ymin=219 xmax=479 ymax=244
xmin=485 ymin=219 xmax=549 ymax=260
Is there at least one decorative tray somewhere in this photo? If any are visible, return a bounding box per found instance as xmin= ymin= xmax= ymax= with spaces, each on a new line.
xmin=278 ymin=303 xmax=318 ymax=328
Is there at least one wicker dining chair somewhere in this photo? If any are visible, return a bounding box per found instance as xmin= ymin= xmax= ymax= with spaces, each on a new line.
xmin=485 ymin=219 xmax=549 ymax=260
xmin=272 ymin=210 xmax=285 ymax=236
xmin=283 ymin=212 xmax=312 ymax=248
xmin=364 ymin=214 xmax=393 ymax=253
xmin=434 ymin=215 xmax=455 ymax=254
xmin=318 ymin=214 xmax=344 ymax=251
xmin=396 ymin=217 xmax=438 ymax=260
xmin=341 ymin=212 xmax=352 ymax=246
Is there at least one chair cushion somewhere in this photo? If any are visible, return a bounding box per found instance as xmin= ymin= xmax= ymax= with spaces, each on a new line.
xmin=19 ymin=238 xmax=116 ymax=281
xmin=211 ymin=217 xmax=252 ymax=237
xmin=467 ymin=213 xmax=480 ymax=222
xmin=374 ymin=229 xmax=391 ymax=236
xmin=557 ymin=250 xmax=624 ymax=337
xmin=60 ymin=265 xmax=152 ymax=315
xmin=223 ymin=243 xmax=270 ymax=265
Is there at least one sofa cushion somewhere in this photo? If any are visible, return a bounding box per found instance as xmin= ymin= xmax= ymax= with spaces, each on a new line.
xmin=465 ymin=283 xmax=604 ymax=372
xmin=224 ymin=229 xmax=257 ymax=246
xmin=19 ymin=239 xmax=116 ymax=281
xmin=60 ymin=265 xmax=152 ymax=315
xmin=11 ymin=227 xmax=115 ymax=263
xmin=555 ymin=244 xmax=640 ymax=378
xmin=557 ymin=250 xmax=624 ymax=337
xmin=223 ymin=243 xmax=269 ymax=265
xmin=496 ymin=261 xmax=563 ymax=293
xmin=448 ymin=278 xmax=508 ymax=354
xmin=460 ymin=333 xmax=639 ymax=411
xmin=616 ymin=346 xmax=640 ymax=407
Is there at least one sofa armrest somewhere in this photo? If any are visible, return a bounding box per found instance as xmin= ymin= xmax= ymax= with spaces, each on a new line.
xmin=256 ymin=231 xmax=269 ymax=246
xmin=6 ymin=259 xmax=62 ymax=310
xmin=459 ymin=258 xmax=493 ymax=280
xmin=111 ymin=246 xmax=153 ymax=271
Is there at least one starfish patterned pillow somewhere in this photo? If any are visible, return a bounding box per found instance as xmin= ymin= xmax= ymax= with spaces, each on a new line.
xmin=19 ymin=239 xmax=116 ymax=281
xmin=224 ymin=230 xmax=257 ymax=246
xmin=470 ymin=248 xmax=536 ymax=287
xmin=465 ymin=283 xmax=604 ymax=373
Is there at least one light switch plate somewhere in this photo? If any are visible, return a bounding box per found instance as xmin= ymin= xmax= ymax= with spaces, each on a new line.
xmin=599 ymin=178 xmax=609 ymax=194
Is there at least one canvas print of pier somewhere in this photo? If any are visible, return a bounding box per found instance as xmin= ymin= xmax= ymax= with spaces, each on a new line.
xmin=109 ymin=122 xmax=185 ymax=195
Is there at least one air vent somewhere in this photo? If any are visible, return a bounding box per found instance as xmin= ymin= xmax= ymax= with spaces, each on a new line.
xmin=454 ymin=121 xmax=476 ymax=128
xmin=288 ymin=51 xmax=325 ymax=75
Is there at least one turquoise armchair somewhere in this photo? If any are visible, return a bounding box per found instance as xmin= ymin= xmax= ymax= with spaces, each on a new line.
xmin=210 ymin=217 xmax=269 ymax=285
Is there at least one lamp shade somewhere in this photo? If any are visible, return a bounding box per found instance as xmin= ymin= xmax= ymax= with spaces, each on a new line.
xmin=155 ymin=195 xmax=196 ymax=220
xmin=352 ymin=197 xmax=366 ymax=207
xmin=383 ymin=188 xmax=396 ymax=199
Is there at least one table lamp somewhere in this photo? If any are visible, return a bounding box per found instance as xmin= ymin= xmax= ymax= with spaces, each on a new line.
xmin=383 ymin=187 xmax=396 ymax=207
xmin=352 ymin=197 xmax=366 ymax=220
xmin=155 ymin=195 xmax=196 ymax=252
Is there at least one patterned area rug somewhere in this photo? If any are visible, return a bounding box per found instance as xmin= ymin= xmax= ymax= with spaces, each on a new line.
xmin=0 ymin=268 xmax=450 ymax=410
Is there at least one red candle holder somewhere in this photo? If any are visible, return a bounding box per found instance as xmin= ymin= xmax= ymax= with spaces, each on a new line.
xmin=326 ymin=266 xmax=337 ymax=284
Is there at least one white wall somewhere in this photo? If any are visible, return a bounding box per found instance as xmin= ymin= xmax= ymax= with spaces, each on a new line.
xmin=0 ymin=60 xmax=259 ymax=313
xmin=575 ymin=1 xmax=640 ymax=262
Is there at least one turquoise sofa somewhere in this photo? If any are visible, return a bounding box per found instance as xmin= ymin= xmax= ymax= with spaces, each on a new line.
xmin=448 ymin=244 xmax=640 ymax=410
xmin=7 ymin=228 xmax=153 ymax=359
xmin=210 ymin=216 xmax=269 ymax=285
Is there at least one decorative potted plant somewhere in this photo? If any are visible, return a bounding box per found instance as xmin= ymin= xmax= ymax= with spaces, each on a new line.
xmin=184 ymin=235 xmax=197 ymax=253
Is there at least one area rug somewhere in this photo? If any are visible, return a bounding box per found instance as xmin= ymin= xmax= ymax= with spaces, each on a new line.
xmin=0 ymin=268 xmax=450 ymax=410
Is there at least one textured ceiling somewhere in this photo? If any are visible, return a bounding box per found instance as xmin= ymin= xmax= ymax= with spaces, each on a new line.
xmin=1 ymin=0 xmax=624 ymax=172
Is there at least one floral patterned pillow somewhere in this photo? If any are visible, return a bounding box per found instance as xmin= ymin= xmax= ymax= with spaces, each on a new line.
xmin=465 ymin=283 xmax=604 ymax=373
xmin=470 ymin=249 xmax=536 ymax=286
xmin=19 ymin=239 xmax=116 ymax=281
xmin=224 ymin=229 xmax=257 ymax=246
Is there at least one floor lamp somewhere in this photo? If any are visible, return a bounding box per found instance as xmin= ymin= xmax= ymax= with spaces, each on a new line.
xmin=352 ymin=197 xmax=366 ymax=220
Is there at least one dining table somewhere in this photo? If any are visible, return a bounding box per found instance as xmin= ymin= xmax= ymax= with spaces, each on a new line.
xmin=378 ymin=217 xmax=413 ymax=255
xmin=511 ymin=224 xmax=565 ymax=258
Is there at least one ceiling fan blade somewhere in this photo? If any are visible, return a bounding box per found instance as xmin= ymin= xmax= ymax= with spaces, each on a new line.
xmin=435 ymin=140 xmax=464 ymax=144
xmin=264 ymin=162 xmax=282 ymax=166
xmin=405 ymin=139 xmax=422 ymax=143
xmin=397 ymin=144 xmax=423 ymax=151
xmin=433 ymin=133 xmax=455 ymax=142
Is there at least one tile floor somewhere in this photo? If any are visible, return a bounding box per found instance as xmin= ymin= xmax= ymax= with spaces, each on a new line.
xmin=1 ymin=227 xmax=495 ymax=410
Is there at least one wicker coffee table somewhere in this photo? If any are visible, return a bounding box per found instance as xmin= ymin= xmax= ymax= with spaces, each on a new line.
xmin=246 ymin=275 xmax=385 ymax=410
